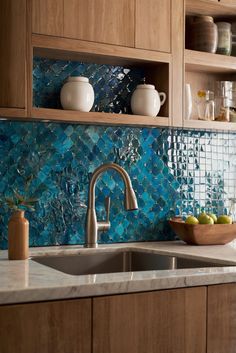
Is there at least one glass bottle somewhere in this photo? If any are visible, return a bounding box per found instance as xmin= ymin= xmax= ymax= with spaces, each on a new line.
xmin=196 ymin=90 xmax=215 ymax=121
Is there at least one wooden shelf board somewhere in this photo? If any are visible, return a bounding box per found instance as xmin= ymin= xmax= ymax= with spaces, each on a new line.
xmin=184 ymin=119 xmax=236 ymax=131
xmin=185 ymin=49 xmax=236 ymax=73
xmin=32 ymin=34 xmax=171 ymax=66
xmin=186 ymin=0 xmax=236 ymax=17
xmin=31 ymin=108 xmax=170 ymax=127
xmin=0 ymin=108 xmax=27 ymax=118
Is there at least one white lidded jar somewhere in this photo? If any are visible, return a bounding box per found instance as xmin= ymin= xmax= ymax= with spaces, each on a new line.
xmin=60 ymin=76 xmax=94 ymax=112
xmin=131 ymin=83 xmax=166 ymax=117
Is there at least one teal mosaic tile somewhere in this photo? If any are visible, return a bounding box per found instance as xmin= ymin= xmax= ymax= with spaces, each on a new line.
xmin=0 ymin=58 xmax=236 ymax=249
xmin=0 ymin=121 xmax=235 ymax=249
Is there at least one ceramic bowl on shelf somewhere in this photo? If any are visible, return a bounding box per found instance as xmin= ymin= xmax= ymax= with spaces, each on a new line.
xmin=169 ymin=218 xmax=236 ymax=245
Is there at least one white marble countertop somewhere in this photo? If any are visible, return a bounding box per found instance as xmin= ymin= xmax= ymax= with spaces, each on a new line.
xmin=1 ymin=240 xmax=236 ymax=305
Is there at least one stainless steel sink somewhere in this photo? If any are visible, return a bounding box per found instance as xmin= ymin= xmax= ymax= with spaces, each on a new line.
xmin=32 ymin=250 xmax=226 ymax=276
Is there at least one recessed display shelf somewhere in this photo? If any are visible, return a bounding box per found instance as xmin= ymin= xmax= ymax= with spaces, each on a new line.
xmin=32 ymin=49 xmax=170 ymax=127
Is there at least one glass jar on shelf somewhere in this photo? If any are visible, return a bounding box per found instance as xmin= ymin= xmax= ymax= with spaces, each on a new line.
xmin=215 ymin=81 xmax=236 ymax=122
xmin=216 ymin=22 xmax=232 ymax=56
xmin=196 ymin=90 xmax=215 ymax=121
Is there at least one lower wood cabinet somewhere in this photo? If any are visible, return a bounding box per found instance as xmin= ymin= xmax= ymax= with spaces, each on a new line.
xmin=208 ymin=283 xmax=236 ymax=353
xmin=93 ymin=287 xmax=207 ymax=353
xmin=0 ymin=298 xmax=92 ymax=353
xmin=2 ymin=284 xmax=236 ymax=353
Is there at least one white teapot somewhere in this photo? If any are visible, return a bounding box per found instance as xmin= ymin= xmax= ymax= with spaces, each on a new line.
xmin=131 ymin=83 xmax=166 ymax=117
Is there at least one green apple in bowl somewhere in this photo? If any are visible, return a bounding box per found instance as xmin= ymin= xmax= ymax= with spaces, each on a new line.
xmin=207 ymin=213 xmax=217 ymax=224
xmin=217 ymin=215 xmax=232 ymax=224
xmin=198 ymin=213 xmax=214 ymax=225
xmin=185 ymin=216 xmax=199 ymax=225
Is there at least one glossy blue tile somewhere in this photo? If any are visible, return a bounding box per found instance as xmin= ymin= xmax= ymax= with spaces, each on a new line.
xmin=1 ymin=58 xmax=236 ymax=248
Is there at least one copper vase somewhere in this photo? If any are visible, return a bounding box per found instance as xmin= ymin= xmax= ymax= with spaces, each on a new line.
xmin=8 ymin=210 xmax=29 ymax=260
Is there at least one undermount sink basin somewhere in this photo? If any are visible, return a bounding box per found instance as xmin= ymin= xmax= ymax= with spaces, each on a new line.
xmin=32 ymin=250 xmax=226 ymax=276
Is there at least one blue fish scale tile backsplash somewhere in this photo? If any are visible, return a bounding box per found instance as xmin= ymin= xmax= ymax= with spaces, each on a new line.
xmin=0 ymin=57 xmax=236 ymax=249
xmin=0 ymin=122 xmax=236 ymax=249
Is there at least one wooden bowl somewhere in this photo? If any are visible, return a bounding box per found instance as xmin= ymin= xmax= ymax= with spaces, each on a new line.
xmin=169 ymin=219 xmax=236 ymax=245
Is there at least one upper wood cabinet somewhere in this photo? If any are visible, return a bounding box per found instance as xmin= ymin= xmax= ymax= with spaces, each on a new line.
xmin=63 ymin=0 xmax=135 ymax=47
xmin=135 ymin=0 xmax=171 ymax=53
xmin=32 ymin=0 xmax=64 ymax=37
xmin=32 ymin=0 xmax=135 ymax=47
xmin=32 ymin=0 xmax=172 ymax=52
xmin=0 ymin=298 xmax=91 ymax=353
xmin=93 ymin=287 xmax=207 ymax=353
xmin=0 ymin=0 xmax=26 ymax=112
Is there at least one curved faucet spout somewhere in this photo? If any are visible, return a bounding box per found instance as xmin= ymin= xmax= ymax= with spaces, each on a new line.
xmin=85 ymin=163 xmax=138 ymax=248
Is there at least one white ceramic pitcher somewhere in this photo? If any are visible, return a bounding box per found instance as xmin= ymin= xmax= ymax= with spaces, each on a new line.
xmin=131 ymin=83 xmax=166 ymax=117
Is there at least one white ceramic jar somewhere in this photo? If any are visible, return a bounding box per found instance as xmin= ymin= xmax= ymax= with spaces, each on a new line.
xmin=131 ymin=84 xmax=166 ymax=117
xmin=60 ymin=76 xmax=94 ymax=112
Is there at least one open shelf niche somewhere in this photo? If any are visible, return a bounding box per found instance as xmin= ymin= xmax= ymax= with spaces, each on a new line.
xmin=31 ymin=35 xmax=171 ymax=127
xmin=184 ymin=0 xmax=236 ymax=131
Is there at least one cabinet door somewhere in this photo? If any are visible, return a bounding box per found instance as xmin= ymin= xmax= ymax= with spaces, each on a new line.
xmin=208 ymin=284 xmax=236 ymax=353
xmin=0 ymin=0 xmax=26 ymax=109
xmin=0 ymin=298 xmax=91 ymax=353
xmin=93 ymin=287 xmax=206 ymax=353
xmin=32 ymin=0 xmax=64 ymax=36
xmin=135 ymin=0 xmax=171 ymax=52
xmin=64 ymin=0 xmax=135 ymax=47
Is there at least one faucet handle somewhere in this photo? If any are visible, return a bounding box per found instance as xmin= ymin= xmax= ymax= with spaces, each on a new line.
xmin=105 ymin=196 xmax=110 ymax=222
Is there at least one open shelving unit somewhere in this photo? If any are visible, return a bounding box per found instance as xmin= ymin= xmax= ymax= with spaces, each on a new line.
xmin=0 ymin=0 xmax=184 ymax=128
xmin=185 ymin=49 xmax=236 ymax=73
xmin=184 ymin=0 xmax=236 ymax=131
xmin=30 ymin=34 xmax=171 ymax=127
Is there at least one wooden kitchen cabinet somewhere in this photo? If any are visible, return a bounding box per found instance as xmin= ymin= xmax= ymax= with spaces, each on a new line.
xmin=1 ymin=0 xmax=182 ymax=126
xmin=0 ymin=298 xmax=92 ymax=353
xmin=5 ymin=284 xmax=236 ymax=353
xmin=63 ymin=0 xmax=135 ymax=47
xmin=32 ymin=0 xmax=172 ymax=50
xmin=93 ymin=287 xmax=207 ymax=353
xmin=207 ymin=283 xmax=236 ymax=353
xmin=32 ymin=0 xmax=64 ymax=37
xmin=32 ymin=0 xmax=135 ymax=47
xmin=135 ymin=0 xmax=171 ymax=53
xmin=0 ymin=0 xmax=27 ymax=117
